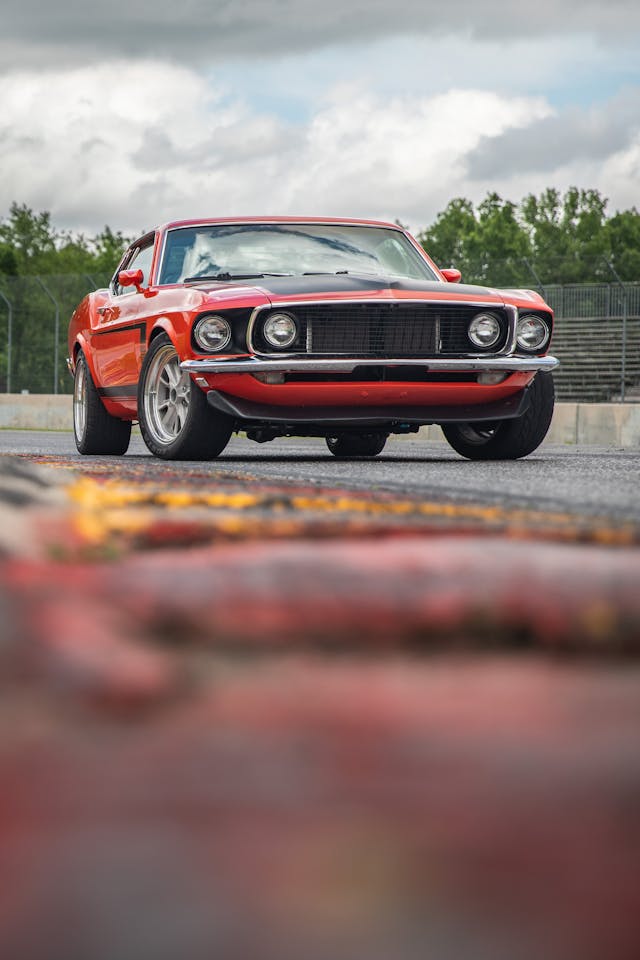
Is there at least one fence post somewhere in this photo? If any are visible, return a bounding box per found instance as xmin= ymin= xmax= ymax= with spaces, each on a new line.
xmin=522 ymin=259 xmax=547 ymax=301
xmin=601 ymin=258 xmax=628 ymax=402
xmin=0 ymin=289 xmax=13 ymax=393
xmin=36 ymin=277 xmax=61 ymax=395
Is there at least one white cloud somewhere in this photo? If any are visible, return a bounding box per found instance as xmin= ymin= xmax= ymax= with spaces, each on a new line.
xmin=1 ymin=60 xmax=638 ymax=239
xmin=282 ymin=87 xmax=551 ymax=223
xmin=0 ymin=64 xmax=553 ymax=235
xmin=0 ymin=64 xmax=289 ymax=233
xmin=468 ymin=89 xmax=640 ymax=178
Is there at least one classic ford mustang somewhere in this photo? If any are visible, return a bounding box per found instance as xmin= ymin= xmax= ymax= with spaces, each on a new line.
xmin=67 ymin=217 xmax=558 ymax=460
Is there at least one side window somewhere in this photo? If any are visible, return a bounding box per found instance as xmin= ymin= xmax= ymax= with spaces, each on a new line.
xmin=114 ymin=238 xmax=155 ymax=295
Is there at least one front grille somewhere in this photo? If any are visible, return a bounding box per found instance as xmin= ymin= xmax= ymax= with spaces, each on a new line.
xmin=254 ymin=302 xmax=509 ymax=357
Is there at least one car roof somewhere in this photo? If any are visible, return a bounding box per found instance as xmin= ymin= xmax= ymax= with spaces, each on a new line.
xmin=155 ymin=216 xmax=404 ymax=233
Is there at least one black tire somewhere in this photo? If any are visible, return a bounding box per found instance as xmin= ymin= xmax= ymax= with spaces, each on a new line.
xmin=73 ymin=350 xmax=132 ymax=455
xmin=326 ymin=432 xmax=388 ymax=457
xmin=441 ymin=372 xmax=555 ymax=460
xmin=138 ymin=334 xmax=232 ymax=460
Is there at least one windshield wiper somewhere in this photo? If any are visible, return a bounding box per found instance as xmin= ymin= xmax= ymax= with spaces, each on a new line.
xmin=183 ymin=272 xmax=293 ymax=283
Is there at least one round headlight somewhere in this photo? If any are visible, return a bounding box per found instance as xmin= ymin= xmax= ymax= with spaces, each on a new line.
xmin=263 ymin=312 xmax=298 ymax=349
xmin=468 ymin=312 xmax=501 ymax=348
xmin=516 ymin=315 xmax=550 ymax=351
xmin=194 ymin=315 xmax=232 ymax=352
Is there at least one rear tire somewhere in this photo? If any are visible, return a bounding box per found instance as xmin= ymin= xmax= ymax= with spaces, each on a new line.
xmin=441 ymin=372 xmax=555 ymax=460
xmin=73 ymin=350 xmax=132 ymax=455
xmin=138 ymin=334 xmax=232 ymax=460
xmin=326 ymin=433 xmax=388 ymax=458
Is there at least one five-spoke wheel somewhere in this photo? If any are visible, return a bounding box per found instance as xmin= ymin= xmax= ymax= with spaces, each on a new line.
xmin=138 ymin=334 xmax=232 ymax=460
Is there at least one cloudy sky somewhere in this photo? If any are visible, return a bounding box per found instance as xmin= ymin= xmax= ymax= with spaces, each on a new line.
xmin=1 ymin=1 xmax=639 ymax=237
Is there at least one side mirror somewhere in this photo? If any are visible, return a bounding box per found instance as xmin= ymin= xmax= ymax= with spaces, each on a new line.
xmin=118 ymin=268 xmax=145 ymax=292
xmin=441 ymin=268 xmax=462 ymax=283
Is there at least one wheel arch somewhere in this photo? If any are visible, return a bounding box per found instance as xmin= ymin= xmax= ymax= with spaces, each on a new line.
xmin=71 ymin=334 xmax=99 ymax=385
xmin=148 ymin=317 xmax=183 ymax=354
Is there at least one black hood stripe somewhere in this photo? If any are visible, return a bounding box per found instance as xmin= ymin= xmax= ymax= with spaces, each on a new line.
xmin=213 ymin=274 xmax=500 ymax=300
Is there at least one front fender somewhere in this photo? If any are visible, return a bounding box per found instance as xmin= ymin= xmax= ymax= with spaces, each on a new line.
xmin=148 ymin=316 xmax=191 ymax=358
xmin=70 ymin=332 xmax=101 ymax=387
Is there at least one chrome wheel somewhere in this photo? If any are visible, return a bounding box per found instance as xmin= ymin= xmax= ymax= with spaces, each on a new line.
xmin=73 ymin=356 xmax=87 ymax=443
xmin=72 ymin=349 xmax=132 ymax=455
xmin=143 ymin=343 xmax=192 ymax=445
xmin=138 ymin=333 xmax=233 ymax=460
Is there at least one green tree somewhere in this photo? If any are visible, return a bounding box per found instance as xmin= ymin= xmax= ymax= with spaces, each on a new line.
xmin=0 ymin=203 xmax=57 ymax=274
xmin=416 ymin=198 xmax=478 ymax=276
xmin=605 ymin=208 xmax=640 ymax=280
xmin=0 ymin=204 xmax=129 ymax=279
xmin=89 ymin=226 xmax=130 ymax=276
xmin=417 ymin=193 xmax=533 ymax=285
xmin=0 ymin=243 xmax=17 ymax=275
xmin=520 ymin=187 xmax=610 ymax=282
xmin=417 ymin=187 xmax=628 ymax=286
xmin=472 ymin=193 xmax=532 ymax=285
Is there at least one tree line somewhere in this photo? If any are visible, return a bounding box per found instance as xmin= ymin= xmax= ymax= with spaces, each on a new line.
xmin=416 ymin=187 xmax=640 ymax=287
xmin=0 ymin=204 xmax=130 ymax=281
xmin=1 ymin=188 xmax=640 ymax=285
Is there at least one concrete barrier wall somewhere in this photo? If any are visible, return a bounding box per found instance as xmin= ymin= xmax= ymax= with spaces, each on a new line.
xmin=1 ymin=394 xmax=639 ymax=446
xmin=412 ymin=403 xmax=640 ymax=446
xmin=0 ymin=394 xmax=73 ymax=431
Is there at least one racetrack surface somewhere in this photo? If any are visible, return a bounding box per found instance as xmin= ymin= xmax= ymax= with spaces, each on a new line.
xmin=1 ymin=434 xmax=639 ymax=960
xmin=3 ymin=429 xmax=640 ymax=527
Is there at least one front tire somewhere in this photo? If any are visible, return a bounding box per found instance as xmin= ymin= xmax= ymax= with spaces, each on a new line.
xmin=138 ymin=334 xmax=232 ymax=460
xmin=441 ymin=372 xmax=555 ymax=460
xmin=326 ymin=433 xmax=388 ymax=458
xmin=73 ymin=350 xmax=132 ymax=455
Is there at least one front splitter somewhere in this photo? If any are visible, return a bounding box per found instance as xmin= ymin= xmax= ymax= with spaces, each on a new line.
xmin=206 ymin=387 xmax=530 ymax=426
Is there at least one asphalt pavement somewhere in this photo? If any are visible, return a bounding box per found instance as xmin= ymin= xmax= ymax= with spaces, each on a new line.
xmin=1 ymin=429 xmax=639 ymax=522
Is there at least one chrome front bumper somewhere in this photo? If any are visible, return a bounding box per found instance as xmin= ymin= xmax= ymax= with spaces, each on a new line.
xmin=181 ymin=355 xmax=559 ymax=375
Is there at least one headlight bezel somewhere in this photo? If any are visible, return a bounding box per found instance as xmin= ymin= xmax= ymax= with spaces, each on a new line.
xmin=516 ymin=313 xmax=551 ymax=353
xmin=468 ymin=312 xmax=503 ymax=350
xmin=262 ymin=312 xmax=299 ymax=350
xmin=193 ymin=314 xmax=233 ymax=353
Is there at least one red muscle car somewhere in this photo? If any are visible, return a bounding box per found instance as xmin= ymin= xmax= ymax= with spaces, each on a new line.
xmin=67 ymin=217 xmax=558 ymax=460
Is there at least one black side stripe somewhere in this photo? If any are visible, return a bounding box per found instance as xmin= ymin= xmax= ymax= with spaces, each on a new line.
xmin=98 ymin=385 xmax=138 ymax=398
xmin=93 ymin=321 xmax=147 ymax=342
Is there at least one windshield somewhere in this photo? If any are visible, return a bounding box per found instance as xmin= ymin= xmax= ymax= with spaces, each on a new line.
xmin=158 ymin=223 xmax=438 ymax=284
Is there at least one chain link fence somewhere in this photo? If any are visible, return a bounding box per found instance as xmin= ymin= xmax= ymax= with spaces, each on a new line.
xmin=0 ymin=272 xmax=638 ymax=402
xmin=542 ymin=283 xmax=640 ymax=402
xmin=0 ymin=273 xmax=111 ymax=394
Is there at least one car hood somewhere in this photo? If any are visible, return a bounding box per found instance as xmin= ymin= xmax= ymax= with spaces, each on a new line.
xmin=190 ymin=273 xmax=548 ymax=310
